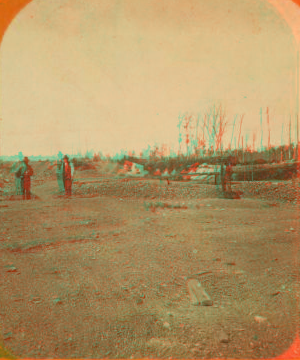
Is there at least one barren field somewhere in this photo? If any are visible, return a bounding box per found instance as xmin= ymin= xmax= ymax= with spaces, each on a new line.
xmin=0 ymin=162 xmax=300 ymax=359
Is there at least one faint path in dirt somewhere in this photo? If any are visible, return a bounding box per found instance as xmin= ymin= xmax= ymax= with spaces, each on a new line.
xmin=32 ymin=180 xmax=59 ymax=202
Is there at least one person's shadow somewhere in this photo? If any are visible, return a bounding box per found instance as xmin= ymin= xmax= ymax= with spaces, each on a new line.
xmin=7 ymin=193 xmax=41 ymax=201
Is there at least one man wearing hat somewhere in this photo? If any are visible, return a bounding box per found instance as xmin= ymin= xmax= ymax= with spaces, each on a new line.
xmin=12 ymin=152 xmax=27 ymax=195
xmin=22 ymin=157 xmax=34 ymax=200
xmin=63 ymin=155 xmax=74 ymax=196
xmin=56 ymin=151 xmax=65 ymax=194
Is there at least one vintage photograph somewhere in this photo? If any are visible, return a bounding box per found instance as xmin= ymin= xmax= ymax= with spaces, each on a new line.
xmin=0 ymin=0 xmax=300 ymax=358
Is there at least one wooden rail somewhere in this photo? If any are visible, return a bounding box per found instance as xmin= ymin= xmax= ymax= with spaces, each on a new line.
xmin=185 ymin=172 xmax=222 ymax=185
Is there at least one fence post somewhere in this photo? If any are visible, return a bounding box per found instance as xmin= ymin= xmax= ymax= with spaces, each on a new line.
xmin=221 ymin=163 xmax=225 ymax=192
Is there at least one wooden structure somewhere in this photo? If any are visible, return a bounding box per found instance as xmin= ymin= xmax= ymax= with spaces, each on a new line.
xmin=184 ymin=155 xmax=231 ymax=189
xmin=187 ymin=279 xmax=213 ymax=306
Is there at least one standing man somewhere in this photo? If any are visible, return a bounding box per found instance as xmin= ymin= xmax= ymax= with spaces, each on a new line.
xmin=63 ymin=155 xmax=73 ymax=196
xmin=56 ymin=151 xmax=65 ymax=194
xmin=22 ymin=157 xmax=34 ymax=200
xmin=13 ymin=152 xmax=27 ymax=195
xmin=220 ymin=160 xmax=226 ymax=192
xmin=225 ymin=158 xmax=233 ymax=192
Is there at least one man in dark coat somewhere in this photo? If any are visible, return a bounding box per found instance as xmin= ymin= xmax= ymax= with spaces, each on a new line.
xmin=22 ymin=157 xmax=34 ymax=200
xmin=63 ymin=155 xmax=73 ymax=196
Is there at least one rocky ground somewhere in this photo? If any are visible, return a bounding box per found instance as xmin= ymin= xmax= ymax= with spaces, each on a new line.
xmin=0 ymin=161 xmax=299 ymax=359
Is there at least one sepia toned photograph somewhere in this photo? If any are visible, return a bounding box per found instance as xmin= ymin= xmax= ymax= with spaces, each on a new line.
xmin=0 ymin=0 xmax=300 ymax=358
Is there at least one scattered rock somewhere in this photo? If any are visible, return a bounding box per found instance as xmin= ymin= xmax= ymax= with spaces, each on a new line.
xmin=163 ymin=322 xmax=170 ymax=329
xmin=136 ymin=298 xmax=143 ymax=305
xmin=235 ymin=270 xmax=245 ymax=275
xmin=187 ymin=279 xmax=213 ymax=306
xmin=217 ymin=329 xmax=229 ymax=343
xmin=5 ymin=265 xmax=17 ymax=272
xmin=254 ymin=315 xmax=267 ymax=323
xmin=53 ymin=298 xmax=62 ymax=305
xmin=4 ymin=332 xmax=12 ymax=340
xmin=188 ymin=270 xmax=212 ymax=278
xmin=30 ymin=297 xmax=42 ymax=304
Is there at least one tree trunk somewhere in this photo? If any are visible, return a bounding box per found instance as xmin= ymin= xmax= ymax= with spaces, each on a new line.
xmin=221 ymin=164 xmax=225 ymax=192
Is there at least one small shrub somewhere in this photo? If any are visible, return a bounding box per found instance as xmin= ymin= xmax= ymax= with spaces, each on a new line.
xmin=93 ymin=154 xmax=101 ymax=162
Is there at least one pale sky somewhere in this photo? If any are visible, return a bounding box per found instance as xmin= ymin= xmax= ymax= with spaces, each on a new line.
xmin=0 ymin=0 xmax=299 ymax=156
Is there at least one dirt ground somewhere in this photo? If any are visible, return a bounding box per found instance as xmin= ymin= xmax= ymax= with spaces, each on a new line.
xmin=0 ymin=163 xmax=300 ymax=359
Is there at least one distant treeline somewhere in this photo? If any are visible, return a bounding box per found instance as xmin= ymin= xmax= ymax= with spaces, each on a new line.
xmin=110 ymin=143 xmax=297 ymax=169
xmin=1 ymin=141 xmax=298 ymax=169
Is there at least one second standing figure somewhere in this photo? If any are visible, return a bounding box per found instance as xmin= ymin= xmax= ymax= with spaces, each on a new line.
xmin=63 ymin=155 xmax=74 ymax=196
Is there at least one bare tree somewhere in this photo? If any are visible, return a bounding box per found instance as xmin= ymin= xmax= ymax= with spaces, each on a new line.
xmin=183 ymin=114 xmax=191 ymax=155
xmin=266 ymin=107 xmax=271 ymax=151
xmin=202 ymin=104 xmax=229 ymax=155
xmin=177 ymin=114 xmax=184 ymax=154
